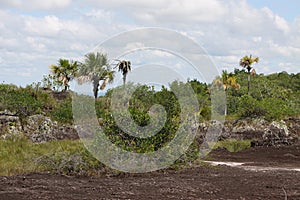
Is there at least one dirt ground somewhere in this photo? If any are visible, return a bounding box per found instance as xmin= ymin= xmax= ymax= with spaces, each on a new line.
xmin=0 ymin=143 xmax=299 ymax=200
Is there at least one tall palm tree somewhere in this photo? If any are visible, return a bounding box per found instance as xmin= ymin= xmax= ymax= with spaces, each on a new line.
xmin=213 ymin=70 xmax=240 ymax=115
xmin=50 ymin=59 xmax=78 ymax=91
xmin=77 ymin=52 xmax=114 ymax=98
xmin=239 ymin=55 xmax=259 ymax=95
xmin=115 ymin=60 xmax=131 ymax=86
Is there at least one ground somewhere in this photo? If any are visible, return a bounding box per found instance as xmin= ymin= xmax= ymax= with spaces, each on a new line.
xmin=0 ymin=142 xmax=299 ymax=200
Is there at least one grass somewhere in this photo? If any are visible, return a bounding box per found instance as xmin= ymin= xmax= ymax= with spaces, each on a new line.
xmin=0 ymin=137 xmax=252 ymax=176
xmin=0 ymin=137 xmax=103 ymax=176
xmin=211 ymin=139 xmax=251 ymax=153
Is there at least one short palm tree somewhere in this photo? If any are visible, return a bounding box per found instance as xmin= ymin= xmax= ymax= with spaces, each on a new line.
xmin=213 ymin=70 xmax=240 ymax=115
xmin=77 ymin=52 xmax=114 ymax=98
xmin=115 ymin=60 xmax=131 ymax=86
xmin=239 ymin=55 xmax=259 ymax=95
xmin=50 ymin=59 xmax=78 ymax=91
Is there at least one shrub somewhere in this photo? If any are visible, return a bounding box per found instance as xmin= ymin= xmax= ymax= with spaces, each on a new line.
xmin=237 ymin=95 xmax=266 ymax=118
xmin=50 ymin=97 xmax=73 ymax=124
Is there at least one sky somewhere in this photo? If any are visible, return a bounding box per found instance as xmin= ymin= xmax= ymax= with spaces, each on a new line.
xmin=0 ymin=0 xmax=300 ymax=86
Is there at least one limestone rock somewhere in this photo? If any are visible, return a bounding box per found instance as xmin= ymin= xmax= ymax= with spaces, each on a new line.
xmin=0 ymin=110 xmax=22 ymax=139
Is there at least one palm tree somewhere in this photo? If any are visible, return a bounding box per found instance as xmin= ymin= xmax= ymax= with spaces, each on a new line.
xmin=213 ymin=70 xmax=240 ymax=115
xmin=50 ymin=59 xmax=78 ymax=91
xmin=77 ymin=52 xmax=114 ymax=98
xmin=239 ymin=55 xmax=259 ymax=95
xmin=115 ymin=60 xmax=131 ymax=86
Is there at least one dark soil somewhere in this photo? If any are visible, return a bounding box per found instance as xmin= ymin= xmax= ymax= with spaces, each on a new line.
xmin=1 ymin=142 xmax=299 ymax=200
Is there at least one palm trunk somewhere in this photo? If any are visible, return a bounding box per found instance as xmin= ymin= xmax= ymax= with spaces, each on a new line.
xmin=224 ymin=88 xmax=227 ymax=116
xmin=92 ymin=76 xmax=100 ymax=99
xmin=247 ymin=73 xmax=251 ymax=95
xmin=93 ymin=82 xmax=99 ymax=99
xmin=63 ymin=76 xmax=70 ymax=91
xmin=123 ymin=74 xmax=127 ymax=86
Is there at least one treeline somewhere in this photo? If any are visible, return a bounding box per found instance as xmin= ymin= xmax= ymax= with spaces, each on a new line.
xmin=226 ymin=69 xmax=300 ymax=120
xmin=0 ymin=69 xmax=299 ymax=124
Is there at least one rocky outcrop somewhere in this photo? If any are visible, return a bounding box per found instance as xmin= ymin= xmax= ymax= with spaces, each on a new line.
xmin=0 ymin=111 xmax=78 ymax=143
xmin=198 ymin=117 xmax=299 ymax=147
xmin=252 ymin=120 xmax=297 ymax=147
xmin=0 ymin=110 xmax=22 ymax=138
xmin=0 ymin=109 xmax=299 ymax=146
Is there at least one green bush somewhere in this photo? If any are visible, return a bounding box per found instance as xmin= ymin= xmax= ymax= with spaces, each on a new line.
xmin=260 ymin=98 xmax=292 ymax=121
xmin=237 ymin=95 xmax=266 ymax=118
xmin=50 ymin=97 xmax=73 ymax=124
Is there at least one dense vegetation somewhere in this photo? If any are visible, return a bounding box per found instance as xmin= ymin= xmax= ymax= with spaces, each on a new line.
xmin=1 ymin=69 xmax=299 ymax=124
xmin=1 ymin=64 xmax=300 ymax=175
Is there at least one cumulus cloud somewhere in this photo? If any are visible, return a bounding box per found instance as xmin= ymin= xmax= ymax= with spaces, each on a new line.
xmin=0 ymin=0 xmax=71 ymax=10
xmin=0 ymin=0 xmax=300 ymax=86
xmin=85 ymin=0 xmax=226 ymax=23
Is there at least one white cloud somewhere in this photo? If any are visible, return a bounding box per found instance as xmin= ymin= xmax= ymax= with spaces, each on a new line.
xmin=124 ymin=42 xmax=145 ymax=51
xmin=85 ymin=0 xmax=226 ymax=23
xmin=0 ymin=0 xmax=300 ymax=86
xmin=262 ymin=7 xmax=290 ymax=34
xmin=25 ymin=15 xmax=63 ymax=37
xmin=0 ymin=0 xmax=71 ymax=10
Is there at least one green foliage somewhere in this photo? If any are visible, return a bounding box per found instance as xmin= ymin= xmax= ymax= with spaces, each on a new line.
xmin=225 ymin=70 xmax=300 ymax=121
xmin=237 ymin=95 xmax=266 ymax=118
xmin=0 ymin=83 xmax=75 ymax=125
xmin=49 ymin=96 xmax=73 ymax=124
xmin=77 ymin=52 xmax=114 ymax=98
xmin=0 ymin=84 xmax=43 ymax=124
xmin=98 ymin=84 xmax=181 ymax=153
xmin=41 ymin=74 xmax=63 ymax=91
xmin=50 ymin=59 xmax=79 ymax=91
xmin=0 ymin=69 xmax=300 ymax=175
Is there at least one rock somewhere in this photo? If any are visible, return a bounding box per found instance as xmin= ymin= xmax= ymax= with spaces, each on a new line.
xmin=230 ymin=118 xmax=266 ymax=140
xmin=0 ymin=111 xmax=78 ymax=143
xmin=255 ymin=120 xmax=295 ymax=146
xmin=284 ymin=117 xmax=300 ymax=137
xmin=0 ymin=110 xmax=22 ymax=139
xmin=268 ymin=120 xmax=289 ymax=137
xmin=26 ymin=115 xmax=56 ymax=143
xmin=205 ymin=120 xmax=224 ymax=141
xmin=27 ymin=115 xmax=78 ymax=143
xmin=53 ymin=125 xmax=79 ymax=140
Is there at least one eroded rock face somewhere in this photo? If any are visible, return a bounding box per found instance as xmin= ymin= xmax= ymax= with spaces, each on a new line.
xmin=0 ymin=110 xmax=299 ymax=146
xmin=198 ymin=117 xmax=299 ymax=146
xmin=0 ymin=110 xmax=22 ymax=139
xmin=27 ymin=115 xmax=79 ymax=143
xmin=230 ymin=118 xmax=267 ymax=140
xmin=27 ymin=115 xmax=57 ymax=143
xmin=0 ymin=112 xmax=78 ymax=143
xmin=258 ymin=120 xmax=295 ymax=146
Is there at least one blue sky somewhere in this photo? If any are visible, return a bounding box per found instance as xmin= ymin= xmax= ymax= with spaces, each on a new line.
xmin=0 ymin=0 xmax=300 ymax=86
xmin=248 ymin=0 xmax=300 ymax=21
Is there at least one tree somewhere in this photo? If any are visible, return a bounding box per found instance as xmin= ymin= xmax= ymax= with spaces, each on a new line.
xmin=50 ymin=59 xmax=78 ymax=91
xmin=115 ymin=60 xmax=131 ymax=86
xmin=213 ymin=70 xmax=240 ymax=115
xmin=77 ymin=52 xmax=114 ymax=98
xmin=239 ymin=55 xmax=259 ymax=95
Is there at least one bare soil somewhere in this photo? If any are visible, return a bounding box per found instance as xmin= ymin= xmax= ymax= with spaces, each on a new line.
xmin=1 ymin=142 xmax=299 ymax=200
